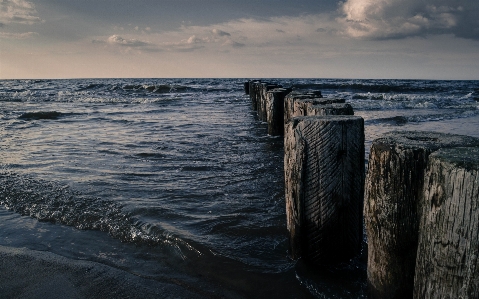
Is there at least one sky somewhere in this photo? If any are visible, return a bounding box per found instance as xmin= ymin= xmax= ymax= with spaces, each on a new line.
xmin=0 ymin=0 xmax=478 ymax=79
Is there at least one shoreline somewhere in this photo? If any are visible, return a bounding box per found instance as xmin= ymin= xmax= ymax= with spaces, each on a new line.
xmin=0 ymin=244 xmax=236 ymax=299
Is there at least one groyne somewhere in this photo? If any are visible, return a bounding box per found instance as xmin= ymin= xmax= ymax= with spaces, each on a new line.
xmin=245 ymin=80 xmax=479 ymax=298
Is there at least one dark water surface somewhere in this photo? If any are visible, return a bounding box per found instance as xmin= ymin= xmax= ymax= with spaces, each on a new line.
xmin=1 ymin=78 xmax=478 ymax=298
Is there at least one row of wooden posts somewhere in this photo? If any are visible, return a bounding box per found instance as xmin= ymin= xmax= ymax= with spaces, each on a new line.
xmin=245 ymin=80 xmax=479 ymax=299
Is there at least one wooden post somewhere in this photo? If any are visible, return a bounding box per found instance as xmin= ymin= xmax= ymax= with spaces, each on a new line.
xmin=284 ymin=115 xmax=365 ymax=264
xmin=308 ymin=103 xmax=354 ymax=116
xmin=293 ymin=98 xmax=346 ymax=118
xmin=284 ymin=93 xmax=316 ymax=124
xmin=244 ymin=81 xmax=250 ymax=95
xmin=257 ymin=83 xmax=268 ymax=120
xmin=248 ymin=81 xmax=257 ymax=110
xmin=257 ymin=83 xmax=281 ymax=122
xmin=414 ymin=147 xmax=479 ymax=299
xmin=265 ymin=88 xmax=291 ymax=136
xmin=364 ymin=131 xmax=479 ymax=299
xmin=255 ymin=82 xmax=264 ymax=113
xmin=249 ymin=81 xmax=262 ymax=111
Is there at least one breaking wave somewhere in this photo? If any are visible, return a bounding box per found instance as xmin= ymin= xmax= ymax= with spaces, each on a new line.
xmin=291 ymin=79 xmax=478 ymax=94
xmin=0 ymin=171 xmax=200 ymax=256
xmin=366 ymin=110 xmax=479 ymax=126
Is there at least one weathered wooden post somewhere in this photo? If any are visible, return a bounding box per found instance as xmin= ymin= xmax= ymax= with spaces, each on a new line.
xmin=284 ymin=115 xmax=365 ymax=264
xmin=293 ymin=98 xmax=346 ymax=118
xmin=257 ymin=83 xmax=281 ymax=122
xmin=265 ymin=88 xmax=291 ymax=136
xmin=249 ymin=81 xmax=261 ymax=111
xmin=244 ymin=81 xmax=250 ymax=95
xmin=293 ymin=98 xmax=322 ymax=118
xmin=257 ymin=82 xmax=269 ymax=121
xmin=364 ymin=131 xmax=479 ymax=299
xmin=307 ymin=103 xmax=354 ymax=116
xmin=414 ymin=147 xmax=479 ymax=299
xmin=284 ymin=93 xmax=317 ymax=124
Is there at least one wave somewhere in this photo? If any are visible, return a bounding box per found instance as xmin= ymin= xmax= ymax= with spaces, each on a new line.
xmin=473 ymin=89 xmax=479 ymax=101
xmin=348 ymin=92 xmax=479 ymax=111
xmin=366 ymin=110 xmax=479 ymax=126
xmin=133 ymin=152 xmax=166 ymax=160
xmin=18 ymin=111 xmax=64 ymax=120
xmin=291 ymin=80 xmax=469 ymax=94
xmin=75 ymin=83 xmax=192 ymax=94
xmin=122 ymin=84 xmax=190 ymax=93
xmin=75 ymin=83 xmax=106 ymax=91
xmin=0 ymin=171 xmax=199 ymax=256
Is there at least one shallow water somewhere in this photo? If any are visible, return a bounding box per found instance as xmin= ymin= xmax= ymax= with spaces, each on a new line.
xmin=1 ymin=78 xmax=478 ymax=298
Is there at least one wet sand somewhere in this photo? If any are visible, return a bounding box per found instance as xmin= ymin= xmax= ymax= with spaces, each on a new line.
xmin=0 ymin=245 xmax=240 ymax=299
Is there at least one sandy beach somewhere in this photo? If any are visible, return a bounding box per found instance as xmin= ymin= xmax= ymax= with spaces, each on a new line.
xmin=0 ymin=245 xmax=239 ymax=299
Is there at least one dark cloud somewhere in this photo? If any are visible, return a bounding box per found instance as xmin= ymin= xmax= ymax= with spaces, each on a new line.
xmin=36 ymin=0 xmax=339 ymax=31
xmin=212 ymin=29 xmax=231 ymax=37
xmin=339 ymin=0 xmax=479 ymax=40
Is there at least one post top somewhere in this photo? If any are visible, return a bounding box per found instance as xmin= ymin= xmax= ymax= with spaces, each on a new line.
xmin=374 ymin=131 xmax=479 ymax=151
xmin=430 ymin=147 xmax=479 ymax=171
xmin=289 ymin=115 xmax=363 ymax=127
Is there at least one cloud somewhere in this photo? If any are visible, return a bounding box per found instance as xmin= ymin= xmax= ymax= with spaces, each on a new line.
xmin=0 ymin=31 xmax=37 ymax=39
xmin=0 ymin=0 xmax=42 ymax=25
xmin=222 ymin=39 xmax=245 ymax=48
xmin=107 ymin=35 xmax=150 ymax=47
xmin=338 ymin=0 xmax=479 ymax=40
xmin=91 ymin=35 xmax=162 ymax=53
xmin=168 ymin=13 xmax=341 ymax=53
xmin=212 ymin=29 xmax=231 ymax=37
xmin=97 ymin=34 xmax=206 ymax=52
xmin=186 ymin=35 xmax=203 ymax=44
xmin=93 ymin=13 xmax=338 ymax=55
xmin=161 ymin=35 xmax=205 ymax=51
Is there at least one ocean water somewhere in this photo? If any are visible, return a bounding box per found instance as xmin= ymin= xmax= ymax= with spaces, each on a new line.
xmin=1 ymin=78 xmax=478 ymax=298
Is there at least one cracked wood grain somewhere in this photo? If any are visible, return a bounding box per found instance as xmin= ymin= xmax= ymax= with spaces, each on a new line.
xmin=414 ymin=147 xmax=479 ymax=299
xmin=284 ymin=115 xmax=364 ymax=264
xmin=365 ymin=131 xmax=479 ymax=299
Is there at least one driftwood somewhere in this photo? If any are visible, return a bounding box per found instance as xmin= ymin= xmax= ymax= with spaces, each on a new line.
xmin=265 ymin=88 xmax=291 ymax=136
xmin=284 ymin=115 xmax=364 ymax=264
xmin=365 ymin=131 xmax=479 ymax=299
xmin=414 ymin=147 xmax=479 ymax=299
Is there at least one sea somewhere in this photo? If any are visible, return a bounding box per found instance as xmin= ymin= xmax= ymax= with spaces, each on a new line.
xmin=1 ymin=78 xmax=478 ymax=298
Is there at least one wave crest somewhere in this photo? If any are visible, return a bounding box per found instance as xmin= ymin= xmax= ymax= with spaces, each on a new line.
xmin=0 ymin=171 xmax=199 ymax=257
